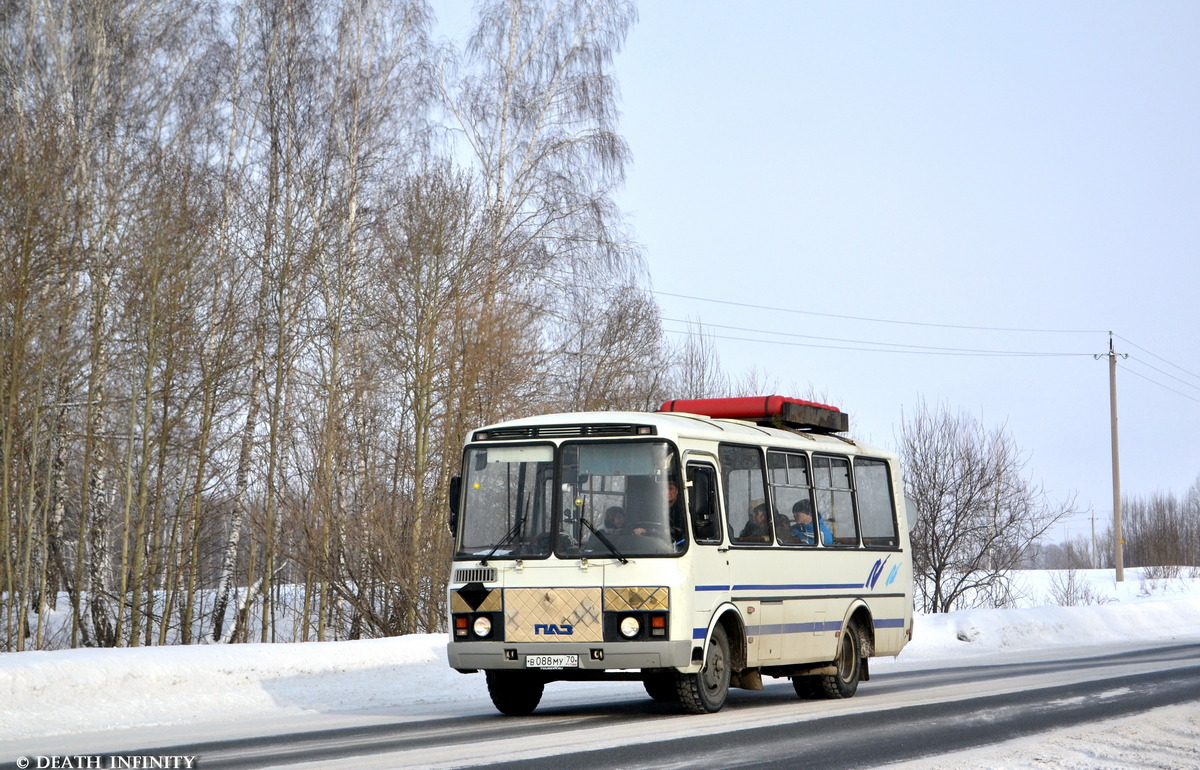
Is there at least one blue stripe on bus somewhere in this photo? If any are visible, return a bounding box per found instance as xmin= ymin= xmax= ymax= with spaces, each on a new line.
xmin=694 ymin=618 xmax=906 ymax=640
xmin=696 ymin=583 xmax=869 ymax=593
xmin=732 ymin=583 xmax=864 ymax=591
xmin=873 ymin=618 xmax=906 ymax=628
xmin=750 ymin=621 xmax=842 ymax=634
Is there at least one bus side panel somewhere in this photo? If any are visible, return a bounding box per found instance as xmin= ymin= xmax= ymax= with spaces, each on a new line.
xmin=730 ymin=547 xmax=911 ymax=667
xmin=685 ymin=539 xmax=731 ymax=668
xmin=868 ymin=554 xmax=914 ymax=656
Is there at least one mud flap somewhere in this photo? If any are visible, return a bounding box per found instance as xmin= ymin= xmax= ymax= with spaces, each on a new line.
xmin=732 ymin=668 xmax=763 ymax=690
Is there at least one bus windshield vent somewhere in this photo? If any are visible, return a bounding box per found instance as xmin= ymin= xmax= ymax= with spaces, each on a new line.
xmin=475 ymin=424 xmax=655 ymax=441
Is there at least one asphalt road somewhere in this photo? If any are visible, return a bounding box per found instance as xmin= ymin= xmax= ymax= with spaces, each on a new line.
xmin=8 ymin=642 xmax=1200 ymax=770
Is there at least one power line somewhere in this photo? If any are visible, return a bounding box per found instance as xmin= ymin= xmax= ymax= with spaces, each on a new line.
xmin=1119 ymin=361 xmax=1200 ymax=404
xmin=1114 ymin=334 xmax=1200 ymax=385
xmin=1124 ymin=356 xmax=1200 ymax=394
xmin=661 ymin=322 xmax=1093 ymax=358
xmin=662 ymin=316 xmax=1094 ymax=355
xmin=654 ymin=290 xmax=1107 ymax=335
xmin=657 ymin=290 xmax=1200 ymax=406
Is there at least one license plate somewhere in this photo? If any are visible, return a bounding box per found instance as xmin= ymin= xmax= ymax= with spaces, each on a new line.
xmin=525 ymin=654 xmax=578 ymax=669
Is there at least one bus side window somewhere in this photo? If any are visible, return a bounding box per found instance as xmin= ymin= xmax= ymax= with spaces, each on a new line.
xmin=687 ymin=464 xmax=721 ymax=544
xmin=768 ymin=450 xmax=814 ymax=546
xmin=855 ymin=457 xmax=899 ymax=547
xmin=814 ymin=454 xmax=858 ymax=546
xmin=720 ymin=444 xmax=770 ymax=545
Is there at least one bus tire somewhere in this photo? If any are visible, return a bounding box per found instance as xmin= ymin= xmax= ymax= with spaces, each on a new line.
xmin=643 ymin=673 xmax=680 ymax=702
xmin=820 ymin=622 xmax=862 ymax=699
xmin=791 ymin=675 xmax=823 ymax=699
xmin=485 ymin=670 xmax=544 ymax=716
xmin=675 ymin=623 xmax=731 ymax=713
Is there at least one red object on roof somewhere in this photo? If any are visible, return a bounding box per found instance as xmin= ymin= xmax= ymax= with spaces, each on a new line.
xmin=658 ymin=396 xmax=849 ymax=433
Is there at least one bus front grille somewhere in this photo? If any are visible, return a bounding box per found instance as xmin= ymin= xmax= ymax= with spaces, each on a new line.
xmin=453 ymin=567 xmax=498 ymax=584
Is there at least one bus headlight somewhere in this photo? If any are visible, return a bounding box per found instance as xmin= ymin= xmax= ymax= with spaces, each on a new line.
xmin=619 ymin=616 xmax=640 ymax=638
xmin=473 ymin=616 xmax=493 ymax=637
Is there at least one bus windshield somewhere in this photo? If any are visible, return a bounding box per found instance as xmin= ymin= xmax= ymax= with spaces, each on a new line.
xmin=456 ymin=444 xmax=556 ymax=560
xmin=455 ymin=440 xmax=684 ymax=560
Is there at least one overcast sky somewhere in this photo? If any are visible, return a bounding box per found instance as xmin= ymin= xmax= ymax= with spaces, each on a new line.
xmin=437 ymin=2 xmax=1200 ymax=543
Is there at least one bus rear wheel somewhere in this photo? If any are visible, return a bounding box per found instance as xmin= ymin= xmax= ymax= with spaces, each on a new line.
xmin=820 ymin=622 xmax=862 ymax=699
xmin=485 ymin=670 xmax=545 ymax=716
xmin=791 ymin=674 xmax=823 ymax=699
xmin=675 ymin=624 xmax=731 ymax=713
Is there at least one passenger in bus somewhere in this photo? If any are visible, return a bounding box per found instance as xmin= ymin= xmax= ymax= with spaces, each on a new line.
xmin=790 ymin=499 xmax=834 ymax=545
xmin=774 ymin=510 xmax=792 ymax=540
xmin=738 ymin=499 xmax=772 ymax=542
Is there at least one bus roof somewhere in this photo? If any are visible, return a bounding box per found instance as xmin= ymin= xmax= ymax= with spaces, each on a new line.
xmin=469 ymin=407 xmax=892 ymax=459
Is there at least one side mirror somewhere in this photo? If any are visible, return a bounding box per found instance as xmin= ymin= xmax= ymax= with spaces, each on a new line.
xmin=690 ymin=472 xmax=713 ymax=519
xmin=687 ymin=465 xmax=720 ymax=541
xmin=448 ymin=476 xmax=462 ymax=535
xmin=904 ymin=494 xmax=918 ymax=530
xmin=692 ymin=482 xmax=709 ymax=518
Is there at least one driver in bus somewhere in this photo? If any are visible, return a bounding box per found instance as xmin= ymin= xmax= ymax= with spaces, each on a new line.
xmin=625 ymin=478 xmax=685 ymax=548
xmin=666 ymin=476 xmax=686 ymax=546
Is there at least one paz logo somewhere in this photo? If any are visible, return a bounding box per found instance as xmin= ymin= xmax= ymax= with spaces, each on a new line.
xmin=534 ymin=623 xmax=574 ymax=636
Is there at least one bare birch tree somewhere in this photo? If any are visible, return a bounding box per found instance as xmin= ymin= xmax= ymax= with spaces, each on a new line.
xmin=1122 ymin=478 xmax=1200 ymax=568
xmin=668 ymin=320 xmax=730 ymax=400
xmin=445 ymin=0 xmax=641 ymax=422
xmin=287 ymin=0 xmax=434 ymax=640
xmin=554 ymin=281 xmax=670 ymax=411
xmin=900 ymin=400 xmax=1076 ymax=613
xmin=1 ymin=0 xmax=659 ymax=650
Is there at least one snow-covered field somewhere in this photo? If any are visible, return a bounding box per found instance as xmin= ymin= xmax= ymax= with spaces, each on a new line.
xmin=2 ymin=568 xmax=1200 ymax=768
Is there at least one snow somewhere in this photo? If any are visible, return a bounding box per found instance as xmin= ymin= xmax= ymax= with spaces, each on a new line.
xmin=3 ymin=568 xmax=1200 ymax=768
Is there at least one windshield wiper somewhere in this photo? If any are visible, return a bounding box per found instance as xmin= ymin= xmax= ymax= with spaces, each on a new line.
xmin=480 ymin=515 xmax=524 ymax=566
xmin=577 ymin=515 xmax=629 ymax=564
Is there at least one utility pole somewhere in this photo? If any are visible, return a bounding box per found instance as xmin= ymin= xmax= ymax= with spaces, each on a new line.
xmin=1096 ymin=334 xmax=1128 ymax=581
xmin=1090 ymin=509 xmax=1097 ymax=569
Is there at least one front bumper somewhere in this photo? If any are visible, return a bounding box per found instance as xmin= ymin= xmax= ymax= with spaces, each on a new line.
xmin=447 ymin=639 xmax=693 ymax=672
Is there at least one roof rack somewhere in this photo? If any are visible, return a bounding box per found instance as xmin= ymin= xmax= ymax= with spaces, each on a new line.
xmin=658 ymin=395 xmax=849 ymax=434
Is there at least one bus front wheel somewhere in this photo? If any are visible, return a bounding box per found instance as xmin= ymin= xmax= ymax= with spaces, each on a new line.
xmin=676 ymin=623 xmax=731 ymax=713
xmin=485 ymin=670 xmax=544 ymax=716
xmin=643 ymin=672 xmax=680 ymax=702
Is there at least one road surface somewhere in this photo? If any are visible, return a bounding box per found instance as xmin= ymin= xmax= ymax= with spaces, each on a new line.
xmin=6 ymin=642 xmax=1199 ymax=770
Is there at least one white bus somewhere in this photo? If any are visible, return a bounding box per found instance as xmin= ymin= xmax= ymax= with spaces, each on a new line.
xmin=446 ymin=396 xmax=914 ymax=715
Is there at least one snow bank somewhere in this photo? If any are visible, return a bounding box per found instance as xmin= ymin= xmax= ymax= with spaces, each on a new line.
xmin=0 ymin=634 xmax=451 ymax=740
